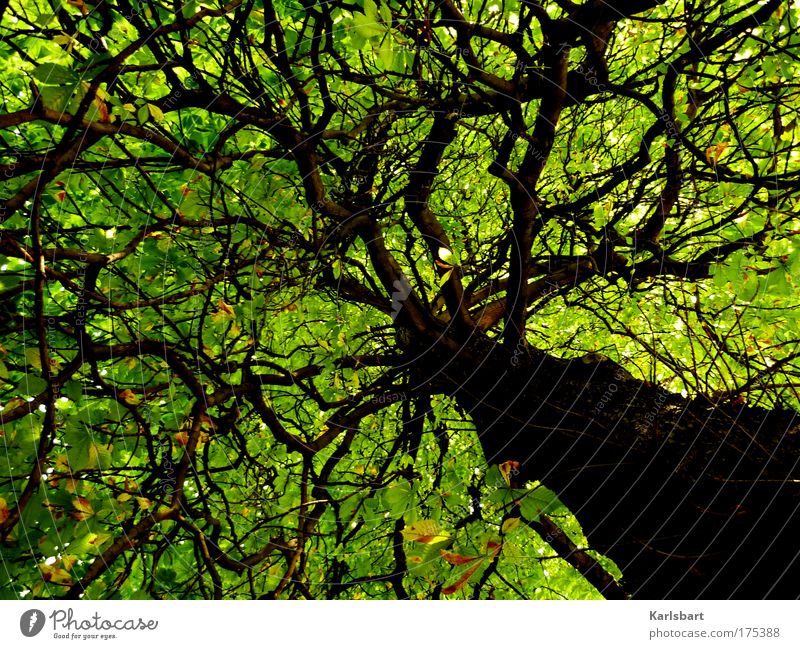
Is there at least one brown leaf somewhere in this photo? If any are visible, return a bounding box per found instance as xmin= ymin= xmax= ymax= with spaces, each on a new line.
xmin=499 ymin=460 xmax=520 ymax=486
xmin=441 ymin=560 xmax=483 ymax=595
xmin=440 ymin=550 xmax=481 ymax=566
xmin=217 ymin=299 xmax=235 ymax=316
xmin=93 ymin=96 xmax=110 ymax=123
xmin=70 ymin=496 xmax=94 ymax=521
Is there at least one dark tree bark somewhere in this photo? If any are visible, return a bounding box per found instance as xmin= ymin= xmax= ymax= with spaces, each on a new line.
xmin=410 ymin=337 xmax=800 ymax=599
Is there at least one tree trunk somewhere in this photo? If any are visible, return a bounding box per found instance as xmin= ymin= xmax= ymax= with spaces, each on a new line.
xmin=420 ymin=341 xmax=800 ymax=599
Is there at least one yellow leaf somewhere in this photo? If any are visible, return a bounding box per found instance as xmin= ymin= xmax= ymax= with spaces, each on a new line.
xmin=118 ymin=389 xmax=139 ymax=404
xmin=705 ymin=142 xmax=728 ymax=167
xmin=71 ymin=496 xmax=94 ymax=520
xmin=136 ymin=497 xmax=153 ymax=510
xmin=25 ymin=348 xmax=41 ymax=370
xmin=39 ymin=563 xmax=73 ymax=585
xmin=147 ymin=103 xmax=165 ymax=122
xmin=401 ymin=520 xmax=450 ymax=544
xmin=0 ymin=497 xmax=9 ymax=524
xmin=87 ymin=442 xmax=111 ymax=469
xmin=501 ymin=517 xmax=521 ymax=534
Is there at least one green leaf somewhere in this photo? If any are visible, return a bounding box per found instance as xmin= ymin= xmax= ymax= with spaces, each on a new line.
xmin=64 ymin=426 xmax=92 ymax=471
xmin=520 ymin=485 xmax=563 ymax=521
xmin=389 ymin=49 xmax=411 ymax=73
xmin=181 ymin=0 xmax=200 ymax=19
xmin=68 ymin=530 xmax=112 ymax=556
xmin=40 ymin=82 xmax=86 ymax=113
xmin=32 ymin=63 xmax=78 ymax=85
xmin=35 ymin=12 xmax=57 ymax=27
xmin=362 ymin=0 xmax=378 ymax=20
xmin=382 ymin=481 xmax=413 ymax=517
xmin=377 ymin=46 xmax=394 ymax=71
xmin=63 ymin=380 xmax=84 ymax=403
xmin=378 ymin=2 xmax=391 ymax=24
xmin=18 ymin=375 xmax=48 ymax=396
xmin=353 ymin=13 xmax=384 ymax=38
xmin=339 ymin=492 xmax=361 ymax=523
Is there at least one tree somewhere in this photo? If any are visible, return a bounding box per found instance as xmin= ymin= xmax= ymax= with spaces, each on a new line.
xmin=1 ymin=0 xmax=799 ymax=600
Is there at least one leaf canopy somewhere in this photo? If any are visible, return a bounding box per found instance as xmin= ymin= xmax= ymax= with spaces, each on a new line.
xmin=1 ymin=0 xmax=799 ymax=600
